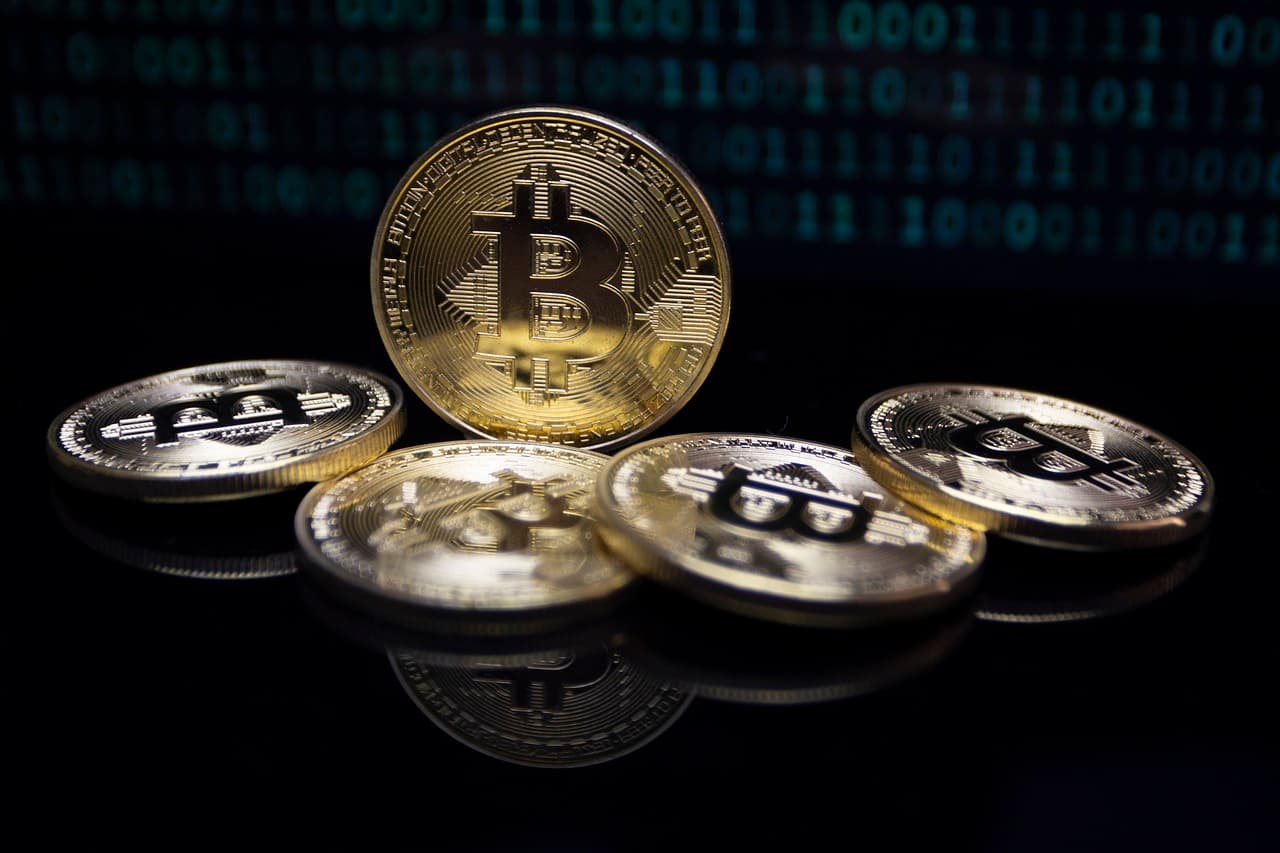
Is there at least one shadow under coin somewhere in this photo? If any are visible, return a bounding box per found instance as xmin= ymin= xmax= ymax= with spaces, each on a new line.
xmin=973 ymin=534 xmax=1209 ymax=625
xmin=618 ymin=585 xmax=972 ymax=706
xmin=51 ymin=482 xmax=300 ymax=580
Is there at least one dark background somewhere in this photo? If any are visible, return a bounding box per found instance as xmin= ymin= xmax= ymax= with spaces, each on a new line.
xmin=12 ymin=1 xmax=1277 ymax=847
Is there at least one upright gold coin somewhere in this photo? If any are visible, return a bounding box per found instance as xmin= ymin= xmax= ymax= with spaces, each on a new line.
xmin=595 ymin=434 xmax=985 ymax=627
xmin=295 ymin=441 xmax=635 ymax=620
xmin=851 ymin=384 xmax=1214 ymax=549
xmin=47 ymin=360 xmax=405 ymax=502
xmin=372 ymin=106 xmax=730 ymax=450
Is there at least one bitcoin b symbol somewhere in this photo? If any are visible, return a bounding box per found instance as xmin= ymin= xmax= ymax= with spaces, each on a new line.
xmin=471 ymin=167 xmax=629 ymax=400
xmin=947 ymin=411 xmax=1142 ymax=491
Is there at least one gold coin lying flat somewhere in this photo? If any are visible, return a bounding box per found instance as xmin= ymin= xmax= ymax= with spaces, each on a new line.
xmin=595 ymin=434 xmax=985 ymax=627
xmin=851 ymin=384 xmax=1214 ymax=550
xmin=372 ymin=106 xmax=730 ymax=450
xmin=295 ymin=441 xmax=635 ymax=619
xmin=48 ymin=360 xmax=405 ymax=502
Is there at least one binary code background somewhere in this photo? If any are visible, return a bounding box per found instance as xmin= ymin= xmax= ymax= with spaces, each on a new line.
xmin=5 ymin=1 xmax=1277 ymax=293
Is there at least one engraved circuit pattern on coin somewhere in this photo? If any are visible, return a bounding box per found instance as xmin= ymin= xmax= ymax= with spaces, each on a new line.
xmin=595 ymin=434 xmax=985 ymax=627
xmin=851 ymin=384 xmax=1214 ymax=550
xmin=48 ymin=360 xmax=405 ymax=501
xmin=390 ymin=643 xmax=690 ymax=768
xmin=296 ymin=441 xmax=635 ymax=615
xmin=372 ymin=106 xmax=729 ymax=449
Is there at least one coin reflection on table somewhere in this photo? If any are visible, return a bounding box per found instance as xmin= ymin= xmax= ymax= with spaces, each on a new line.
xmin=621 ymin=588 xmax=971 ymax=706
xmin=389 ymin=642 xmax=691 ymax=769
xmin=974 ymin=535 xmax=1208 ymax=625
xmin=51 ymin=483 xmax=297 ymax=580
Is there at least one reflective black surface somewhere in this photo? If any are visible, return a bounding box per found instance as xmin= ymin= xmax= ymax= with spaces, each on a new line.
xmin=27 ymin=228 xmax=1275 ymax=845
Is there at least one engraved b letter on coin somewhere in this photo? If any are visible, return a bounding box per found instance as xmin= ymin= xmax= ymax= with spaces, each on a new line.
xmin=471 ymin=166 xmax=629 ymax=399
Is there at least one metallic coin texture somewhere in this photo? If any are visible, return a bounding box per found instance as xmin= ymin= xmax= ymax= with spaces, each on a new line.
xmin=596 ymin=434 xmax=985 ymax=627
xmin=48 ymin=360 xmax=405 ymax=502
xmin=852 ymin=385 xmax=1214 ymax=550
xmin=372 ymin=106 xmax=730 ymax=450
xmin=390 ymin=642 xmax=690 ymax=768
xmin=296 ymin=441 xmax=635 ymax=615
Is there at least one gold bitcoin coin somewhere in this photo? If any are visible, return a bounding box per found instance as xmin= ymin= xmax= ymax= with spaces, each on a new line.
xmin=595 ymin=434 xmax=985 ymax=627
xmin=851 ymin=384 xmax=1214 ymax=550
xmin=295 ymin=441 xmax=635 ymax=619
xmin=371 ymin=106 xmax=730 ymax=449
xmin=47 ymin=360 xmax=405 ymax=502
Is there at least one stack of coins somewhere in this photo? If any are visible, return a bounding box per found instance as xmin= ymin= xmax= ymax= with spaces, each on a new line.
xmin=47 ymin=106 xmax=1214 ymax=638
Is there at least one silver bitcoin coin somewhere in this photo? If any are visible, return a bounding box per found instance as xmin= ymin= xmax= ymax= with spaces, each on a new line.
xmin=595 ymin=433 xmax=985 ymax=627
xmin=296 ymin=441 xmax=635 ymax=620
xmin=48 ymin=360 xmax=405 ymax=501
xmin=852 ymin=384 xmax=1214 ymax=549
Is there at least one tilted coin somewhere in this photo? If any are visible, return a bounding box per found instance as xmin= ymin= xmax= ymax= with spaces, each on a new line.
xmin=595 ymin=434 xmax=985 ymax=627
xmin=372 ymin=106 xmax=730 ymax=450
xmin=390 ymin=641 xmax=690 ymax=768
xmin=48 ymin=360 xmax=405 ymax=502
xmin=295 ymin=441 xmax=635 ymax=621
xmin=851 ymin=384 xmax=1214 ymax=550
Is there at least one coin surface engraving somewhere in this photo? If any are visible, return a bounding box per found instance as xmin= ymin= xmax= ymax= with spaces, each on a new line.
xmin=296 ymin=441 xmax=635 ymax=615
xmin=372 ymin=106 xmax=729 ymax=449
xmin=48 ymin=360 xmax=405 ymax=501
xmin=852 ymin=384 xmax=1214 ymax=549
xmin=595 ymin=434 xmax=985 ymax=627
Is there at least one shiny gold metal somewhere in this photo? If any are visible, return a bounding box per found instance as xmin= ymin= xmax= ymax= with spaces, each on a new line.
xmin=595 ymin=434 xmax=985 ymax=627
xmin=852 ymin=384 xmax=1214 ymax=550
xmin=390 ymin=642 xmax=690 ymax=768
xmin=295 ymin=441 xmax=635 ymax=618
xmin=371 ymin=106 xmax=730 ymax=450
xmin=47 ymin=360 xmax=405 ymax=502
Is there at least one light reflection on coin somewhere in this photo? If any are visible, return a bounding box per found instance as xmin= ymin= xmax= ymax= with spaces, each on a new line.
xmin=596 ymin=433 xmax=985 ymax=627
xmin=390 ymin=641 xmax=690 ymax=768
xmin=852 ymin=384 xmax=1214 ymax=549
xmin=295 ymin=441 xmax=635 ymax=625
xmin=974 ymin=536 xmax=1208 ymax=625
xmin=48 ymin=360 xmax=405 ymax=502
xmin=52 ymin=484 xmax=297 ymax=581
xmin=372 ymin=106 xmax=729 ymax=450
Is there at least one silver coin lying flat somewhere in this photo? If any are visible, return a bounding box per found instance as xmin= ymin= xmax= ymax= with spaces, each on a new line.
xmin=852 ymin=384 xmax=1214 ymax=550
xmin=595 ymin=433 xmax=985 ymax=627
xmin=48 ymin=360 xmax=405 ymax=501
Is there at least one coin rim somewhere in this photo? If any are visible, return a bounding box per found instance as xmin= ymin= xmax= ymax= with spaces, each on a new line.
xmin=369 ymin=104 xmax=732 ymax=451
xmin=46 ymin=359 xmax=406 ymax=502
xmin=294 ymin=439 xmax=637 ymax=617
xmin=594 ymin=432 xmax=986 ymax=628
xmin=851 ymin=383 xmax=1216 ymax=550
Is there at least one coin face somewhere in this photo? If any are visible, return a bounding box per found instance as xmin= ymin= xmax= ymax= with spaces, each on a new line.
xmin=852 ymin=385 xmax=1214 ymax=549
xmin=372 ymin=106 xmax=730 ymax=450
xmin=48 ymin=360 xmax=405 ymax=502
xmin=595 ymin=434 xmax=985 ymax=627
xmin=296 ymin=441 xmax=635 ymax=617
xmin=390 ymin=642 xmax=690 ymax=768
